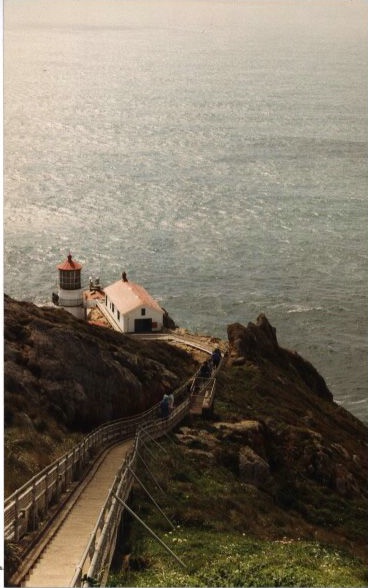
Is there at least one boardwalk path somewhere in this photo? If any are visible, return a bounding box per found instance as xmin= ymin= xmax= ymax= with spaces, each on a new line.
xmin=15 ymin=334 xmax=221 ymax=586
xmin=25 ymin=441 xmax=132 ymax=587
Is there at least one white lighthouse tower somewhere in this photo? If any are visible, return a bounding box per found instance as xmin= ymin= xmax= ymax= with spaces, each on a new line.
xmin=52 ymin=253 xmax=84 ymax=319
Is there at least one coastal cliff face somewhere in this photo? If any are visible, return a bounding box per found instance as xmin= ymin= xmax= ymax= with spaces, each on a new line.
xmin=166 ymin=314 xmax=368 ymax=564
xmin=107 ymin=314 xmax=367 ymax=587
xmin=224 ymin=314 xmax=367 ymax=501
xmin=4 ymin=296 xmax=368 ymax=572
xmin=227 ymin=314 xmax=333 ymax=401
xmin=4 ymin=295 xmax=198 ymax=495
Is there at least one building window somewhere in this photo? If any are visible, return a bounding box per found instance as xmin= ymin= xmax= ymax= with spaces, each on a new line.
xmin=141 ymin=308 xmax=146 ymax=316
xmin=117 ymin=310 xmax=120 ymax=321
xmin=112 ymin=303 xmax=115 ymax=313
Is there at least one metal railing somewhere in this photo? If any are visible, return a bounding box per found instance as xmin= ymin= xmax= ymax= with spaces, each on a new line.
xmin=72 ymin=397 xmax=191 ymax=587
xmin=4 ymin=380 xmax=197 ymax=583
xmin=202 ymin=378 xmax=217 ymax=411
xmin=134 ymin=330 xmax=219 ymax=355
xmin=73 ymin=362 xmax=223 ymax=586
xmin=4 ymin=404 xmax=161 ymax=543
xmin=5 ymin=340 xmax=223 ymax=586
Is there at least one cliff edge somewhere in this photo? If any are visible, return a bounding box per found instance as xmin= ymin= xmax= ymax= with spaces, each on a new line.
xmin=3 ymin=294 xmax=198 ymax=495
xmin=4 ymin=297 xmax=368 ymax=581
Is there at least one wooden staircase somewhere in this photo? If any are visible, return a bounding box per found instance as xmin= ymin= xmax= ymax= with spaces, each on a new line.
xmin=23 ymin=441 xmax=132 ymax=587
xmin=189 ymin=392 xmax=206 ymax=415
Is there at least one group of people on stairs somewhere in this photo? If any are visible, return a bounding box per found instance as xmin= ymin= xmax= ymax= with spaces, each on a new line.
xmin=159 ymin=347 xmax=222 ymax=418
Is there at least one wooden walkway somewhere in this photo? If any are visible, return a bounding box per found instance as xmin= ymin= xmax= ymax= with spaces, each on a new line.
xmin=189 ymin=375 xmax=216 ymax=416
xmin=190 ymin=388 xmax=207 ymax=415
xmin=24 ymin=441 xmax=133 ymax=587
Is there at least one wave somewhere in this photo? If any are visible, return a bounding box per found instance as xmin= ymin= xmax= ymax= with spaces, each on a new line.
xmin=287 ymin=305 xmax=323 ymax=314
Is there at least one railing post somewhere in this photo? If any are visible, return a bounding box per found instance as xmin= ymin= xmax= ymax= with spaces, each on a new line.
xmin=65 ymin=453 xmax=69 ymax=485
xmin=72 ymin=447 xmax=76 ymax=481
xmin=64 ymin=457 xmax=68 ymax=490
xmin=14 ymin=493 xmax=20 ymax=541
xmin=45 ymin=470 xmax=49 ymax=512
xmin=56 ymin=461 xmax=61 ymax=500
xmin=83 ymin=438 xmax=87 ymax=469
xmin=72 ymin=451 xmax=76 ymax=483
xmin=32 ymin=481 xmax=37 ymax=531
xmin=76 ymin=445 xmax=81 ymax=480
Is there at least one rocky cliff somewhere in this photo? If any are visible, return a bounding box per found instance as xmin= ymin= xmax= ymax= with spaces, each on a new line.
xmin=105 ymin=315 xmax=367 ymax=586
xmin=4 ymin=295 xmax=198 ymax=495
xmin=4 ymin=296 xmax=368 ymax=570
xmin=165 ymin=314 xmax=368 ymax=564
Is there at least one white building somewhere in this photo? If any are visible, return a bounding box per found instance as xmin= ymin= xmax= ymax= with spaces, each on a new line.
xmin=102 ymin=275 xmax=164 ymax=333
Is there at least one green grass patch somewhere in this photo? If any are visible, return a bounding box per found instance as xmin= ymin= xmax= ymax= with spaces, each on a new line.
xmin=108 ymin=433 xmax=367 ymax=587
xmin=109 ymin=528 xmax=366 ymax=587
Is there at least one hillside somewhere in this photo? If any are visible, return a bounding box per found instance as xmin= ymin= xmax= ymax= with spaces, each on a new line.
xmin=3 ymin=294 xmax=200 ymax=495
xmin=108 ymin=316 xmax=368 ymax=587
xmin=4 ymin=297 xmax=368 ymax=586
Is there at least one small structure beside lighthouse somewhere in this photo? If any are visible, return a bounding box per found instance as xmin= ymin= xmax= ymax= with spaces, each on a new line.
xmin=102 ymin=272 xmax=164 ymax=333
xmin=52 ymin=253 xmax=84 ymax=319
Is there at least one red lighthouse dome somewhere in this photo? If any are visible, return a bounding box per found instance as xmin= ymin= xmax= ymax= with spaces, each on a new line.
xmin=57 ymin=253 xmax=82 ymax=290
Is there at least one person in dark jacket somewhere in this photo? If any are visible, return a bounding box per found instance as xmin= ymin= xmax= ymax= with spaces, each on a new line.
xmin=199 ymin=360 xmax=211 ymax=378
xmin=160 ymin=394 xmax=170 ymax=418
xmin=168 ymin=392 xmax=174 ymax=413
xmin=211 ymin=348 xmax=222 ymax=368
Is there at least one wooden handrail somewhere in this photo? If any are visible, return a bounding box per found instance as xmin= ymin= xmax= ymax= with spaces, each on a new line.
xmin=76 ymin=398 xmax=192 ymax=587
xmin=4 ymin=400 xmax=164 ymax=542
xmin=6 ymin=337 xmax=221 ymax=586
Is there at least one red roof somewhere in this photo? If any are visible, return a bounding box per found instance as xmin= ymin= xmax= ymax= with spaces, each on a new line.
xmin=57 ymin=254 xmax=82 ymax=271
xmin=103 ymin=280 xmax=163 ymax=314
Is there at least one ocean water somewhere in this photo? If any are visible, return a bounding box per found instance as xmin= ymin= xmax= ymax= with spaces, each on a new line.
xmin=4 ymin=0 xmax=368 ymax=423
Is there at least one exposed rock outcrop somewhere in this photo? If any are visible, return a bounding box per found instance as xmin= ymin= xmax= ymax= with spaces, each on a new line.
xmin=238 ymin=445 xmax=272 ymax=487
xmin=227 ymin=314 xmax=332 ymax=401
xmin=4 ymin=295 xmax=196 ymax=428
xmin=164 ymin=313 xmax=368 ymax=563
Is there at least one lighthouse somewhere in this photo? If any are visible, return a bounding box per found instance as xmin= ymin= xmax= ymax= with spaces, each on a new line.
xmin=52 ymin=253 xmax=84 ymax=319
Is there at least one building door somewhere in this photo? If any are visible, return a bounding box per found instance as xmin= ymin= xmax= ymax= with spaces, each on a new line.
xmin=134 ymin=318 xmax=153 ymax=333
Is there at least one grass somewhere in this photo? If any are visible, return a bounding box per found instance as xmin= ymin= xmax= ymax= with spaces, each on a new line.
xmin=109 ymin=528 xmax=367 ymax=587
xmin=107 ymin=430 xmax=367 ymax=587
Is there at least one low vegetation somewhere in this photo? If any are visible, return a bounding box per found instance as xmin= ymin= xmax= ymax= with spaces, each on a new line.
xmin=4 ymin=299 xmax=367 ymax=586
xmin=107 ymin=344 xmax=368 ymax=587
xmin=110 ymin=531 xmax=366 ymax=587
xmin=108 ymin=428 xmax=367 ymax=587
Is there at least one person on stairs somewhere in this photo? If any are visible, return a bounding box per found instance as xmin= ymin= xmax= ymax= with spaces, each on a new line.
xmin=160 ymin=393 xmax=170 ymax=419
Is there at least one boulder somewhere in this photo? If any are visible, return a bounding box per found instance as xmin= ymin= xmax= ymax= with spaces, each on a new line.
xmin=238 ymin=446 xmax=272 ymax=487
xmin=214 ymin=420 xmax=268 ymax=459
xmin=227 ymin=314 xmax=333 ymax=402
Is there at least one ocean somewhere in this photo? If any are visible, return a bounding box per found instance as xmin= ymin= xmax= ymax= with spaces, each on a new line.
xmin=4 ymin=0 xmax=368 ymax=423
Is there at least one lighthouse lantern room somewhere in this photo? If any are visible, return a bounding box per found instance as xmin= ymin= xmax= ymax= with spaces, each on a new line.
xmin=52 ymin=253 xmax=84 ymax=319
